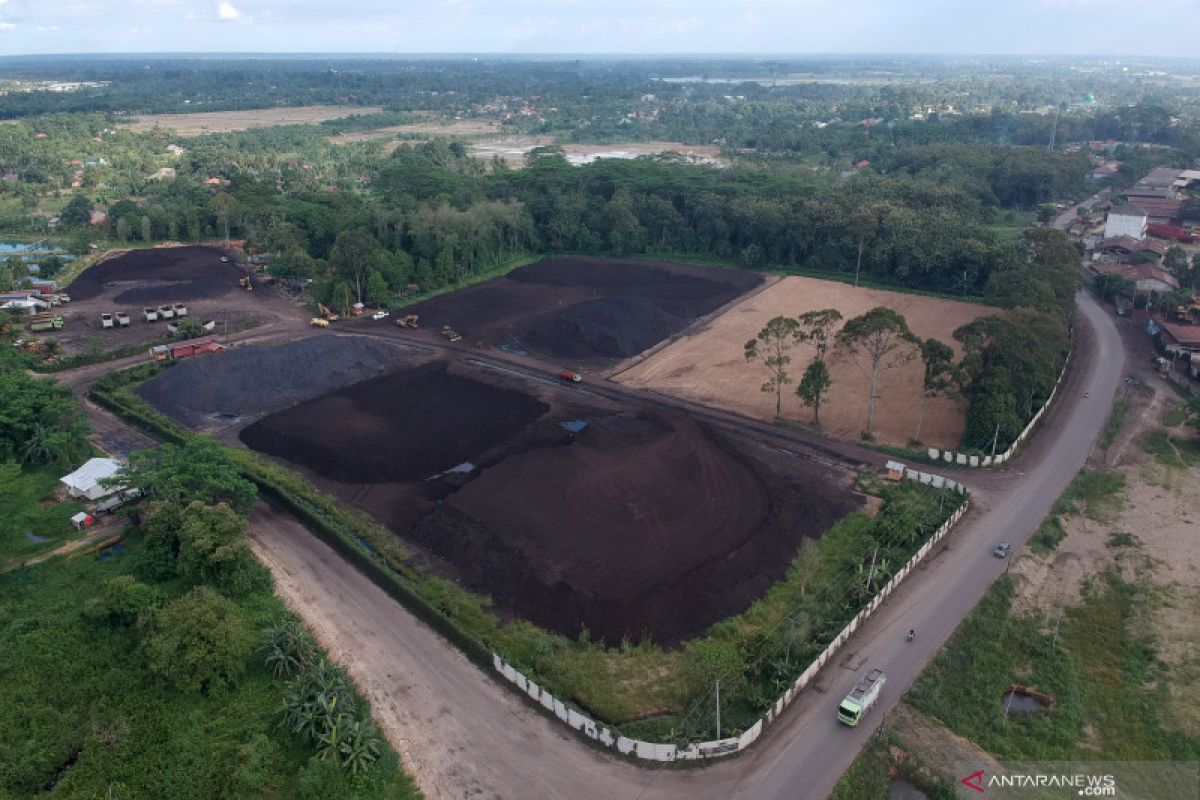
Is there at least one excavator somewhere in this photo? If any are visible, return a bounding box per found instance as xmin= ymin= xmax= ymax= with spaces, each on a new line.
xmin=1175 ymin=294 xmax=1200 ymax=323
xmin=238 ymin=276 xmax=253 ymax=291
xmin=395 ymin=314 xmax=420 ymax=329
xmin=316 ymin=302 xmax=339 ymax=322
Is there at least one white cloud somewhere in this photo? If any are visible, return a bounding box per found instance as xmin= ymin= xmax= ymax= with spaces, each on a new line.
xmin=36 ymin=24 xmax=60 ymax=30
xmin=0 ymin=22 xmax=13 ymax=30
xmin=216 ymin=1 xmax=240 ymax=20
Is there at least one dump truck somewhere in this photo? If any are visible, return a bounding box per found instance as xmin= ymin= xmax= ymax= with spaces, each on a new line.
xmin=173 ymin=303 xmax=188 ymax=317
xmin=559 ymin=371 xmax=583 ymax=383
xmin=395 ymin=314 xmax=420 ymax=329
xmin=100 ymin=313 xmax=114 ymax=329
xmin=115 ymin=312 xmax=131 ymax=327
xmin=29 ymin=313 xmax=65 ymax=332
xmin=837 ymin=668 xmax=885 ymax=726
xmin=157 ymin=305 xmax=174 ymax=320
xmin=143 ymin=307 xmax=158 ymax=322
xmin=439 ymin=325 xmax=462 ymax=342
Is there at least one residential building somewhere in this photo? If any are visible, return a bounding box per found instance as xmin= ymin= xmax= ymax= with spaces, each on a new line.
xmin=1104 ymin=204 xmax=1148 ymax=240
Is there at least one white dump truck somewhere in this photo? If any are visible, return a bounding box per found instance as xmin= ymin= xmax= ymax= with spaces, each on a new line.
xmin=837 ymin=668 xmax=885 ymax=726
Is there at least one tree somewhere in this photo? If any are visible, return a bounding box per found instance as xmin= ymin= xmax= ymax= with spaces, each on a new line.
xmin=836 ymin=307 xmax=919 ymax=437
xmin=1165 ymin=245 xmax=1189 ymax=278
xmin=329 ymin=229 xmax=384 ymax=305
xmin=846 ymin=206 xmax=879 ymax=287
xmin=364 ymin=270 xmax=390 ymax=307
xmin=176 ymin=501 xmax=264 ymax=595
xmin=209 ymin=193 xmax=237 ymax=244
xmin=745 ymin=316 xmax=802 ymax=416
xmin=797 ymin=359 xmax=833 ymax=426
xmin=143 ymin=585 xmax=254 ymax=695
xmin=913 ymin=338 xmax=957 ymax=444
xmin=59 ymin=193 xmax=92 ymax=227
xmin=84 ymin=575 xmax=163 ymax=628
xmin=796 ymin=308 xmax=844 ymax=361
xmin=119 ymin=439 xmax=257 ymax=515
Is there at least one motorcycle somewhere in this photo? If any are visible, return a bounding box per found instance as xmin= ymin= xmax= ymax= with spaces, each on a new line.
xmin=906 ymin=629 xmax=915 ymax=642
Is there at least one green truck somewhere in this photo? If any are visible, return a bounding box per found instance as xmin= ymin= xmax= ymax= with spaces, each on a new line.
xmin=29 ymin=313 xmax=65 ymax=332
xmin=837 ymin=668 xmax=886 ymax=726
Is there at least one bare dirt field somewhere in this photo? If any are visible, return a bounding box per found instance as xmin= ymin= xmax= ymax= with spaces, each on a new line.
xmin=212 ymin=352 xmax=860 ymax=644
xmin=465 ymin=136 xmax=727 ymax=167
xmin=389 ymin=257 xmax=764 ymax=368
xmin=53 ymin=246 xmax=297 ymax=356
xmin=117 ymin=105 xmax=383 ymax=135
xmin=614 ymin=276 xmax=997 ymax=449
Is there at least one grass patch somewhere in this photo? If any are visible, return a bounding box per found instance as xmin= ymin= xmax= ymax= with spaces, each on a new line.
xmin=0 ymin=466 xmax=85 ymax=562
xmin=908 ymin=572 xmax=1200 ymax=762
xmin=1163 ymin=406 xmax=1187 ymax=428
xmin=0 ymin=531 xmax=421 ymax=799
xmin=1143 ymin=430 xmax=1200 ymax=468
xmin=1030 ymin=469 xmax=1125 ymax=554
xmin=1099 ymin=398 xmax=1129 ymax=450
xmin=829 ymin=728 xmax=958 ymax=800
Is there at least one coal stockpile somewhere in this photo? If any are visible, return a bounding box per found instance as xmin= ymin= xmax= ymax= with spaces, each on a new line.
xmin=68 ymin=246 xmax=245 ymax=302
xmin=524 ymin=296 xmax=678 ymax=359
xmin=403 ymin=257 xmax=764 ymax=362
xmin=136 ymin=336 xmax=410 ymax=429
xmin=239 ymin=362 xmax=549 ymax=483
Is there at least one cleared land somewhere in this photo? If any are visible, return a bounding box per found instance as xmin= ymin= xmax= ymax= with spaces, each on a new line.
xmin=393 ymin=257 xmax=763 ymax=366
xmin=53 ymin=246 xmax=293 ymax=356
xmin=118 ymin=105 xmax=383 ymax=135
xmin=466 ymin=136 xmax=727 ymax=167
xmin=614 ymin=275 xmax=996 ymax=449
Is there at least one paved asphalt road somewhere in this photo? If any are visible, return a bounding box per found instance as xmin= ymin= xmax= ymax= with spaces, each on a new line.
xmin=245 ymin=290 xmax=1125 ymax=800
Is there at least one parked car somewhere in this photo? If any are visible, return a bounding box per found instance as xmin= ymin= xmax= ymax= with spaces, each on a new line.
xmin=372 ymin=310 xmax=389 ymax=320
xmin=992 ymin=543 xmax=1012 ymax=559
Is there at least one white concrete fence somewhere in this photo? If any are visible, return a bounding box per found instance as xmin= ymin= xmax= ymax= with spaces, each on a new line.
xmin=926 ymin=350 xmax=1071 ymax=468
xmin=492 ymin=474 xmax=970 ymax=763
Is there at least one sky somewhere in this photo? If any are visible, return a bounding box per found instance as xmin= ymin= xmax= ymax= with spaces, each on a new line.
xmin=1 ymin=0 xmax=1199 ymax=58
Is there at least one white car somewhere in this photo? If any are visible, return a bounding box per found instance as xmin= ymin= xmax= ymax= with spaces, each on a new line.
xmin=371 ymin=311 xmax=389 ymax=321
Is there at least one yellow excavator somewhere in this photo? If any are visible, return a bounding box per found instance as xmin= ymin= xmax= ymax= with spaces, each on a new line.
xmin=395 ymin=314 xmax=420 ymax=329
xmin=316 ymin=302 xmax=339 ymax=322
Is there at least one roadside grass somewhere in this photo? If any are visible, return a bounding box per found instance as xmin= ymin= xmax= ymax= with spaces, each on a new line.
xmin=907 ymin=572 xmax=1200 ymax=762
xmin=0 ymin=466 xmax=84 ymax=562
xmin=1163 ymin=406 xmax=1187 ymax=428
xmin=0 ymin=534 xmax=422 ymax=799
xmin=1099 ymin=398 xmax=1128 ymax=450
xmin=1029 ymin=469 xmax=1125 ymax=554
xmin=829 ymin=728 xmax=958 ymax=800
xmin=1143 ymin=430 xmax=1200 ymax=469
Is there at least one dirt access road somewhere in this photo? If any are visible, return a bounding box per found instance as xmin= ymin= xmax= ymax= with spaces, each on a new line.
xmin=248 ymin=290 xmax=1121 ymax=799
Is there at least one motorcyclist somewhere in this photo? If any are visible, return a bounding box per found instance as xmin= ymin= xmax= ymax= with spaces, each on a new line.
xmin=906 ymin=629 xmax=915 ymax=642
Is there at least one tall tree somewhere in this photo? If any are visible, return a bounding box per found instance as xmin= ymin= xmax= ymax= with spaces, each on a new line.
xmin=797 ymin=359 xmax=833 ymax=426
xmin=329 ymin=229 xmax=384 ymax=305
xmin=745 ymin=316 xmax=802 ymax=416
xmin=796 ymin=308 xmax=844 ymax=360
xmin=913 ymin=338 xmax=957 ymax=444
xmin=846 ymin=206 xmax=880 ymax=287
xmin=143 ymin=586 xmax=254 ymax=695
xmin=836 ymin=307 xmax=919 ymax=437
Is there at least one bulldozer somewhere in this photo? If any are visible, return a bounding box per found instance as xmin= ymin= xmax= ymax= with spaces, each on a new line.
xmin=238 ymin=276 xmax=254 ymax=291
xmin=316 ymin=302 xmax=339 ymax=322
xmin=310 ymin=317 xmax=330 ymax=329
xmin=439 ymin=325 xmax=462 ymax=342
xmin=395 ymin=314 xmax=420 ymax=329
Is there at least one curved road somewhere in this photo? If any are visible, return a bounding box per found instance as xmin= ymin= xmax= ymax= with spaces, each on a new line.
xmin=244 ymin=291 xmax=1125 ymax=800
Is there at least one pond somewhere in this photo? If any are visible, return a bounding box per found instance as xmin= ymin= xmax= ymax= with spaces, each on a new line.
xmin=887 ymin=778 xmax=930 ymax=800
xmin=1002 ymin=688 xmax=1050 ymax=718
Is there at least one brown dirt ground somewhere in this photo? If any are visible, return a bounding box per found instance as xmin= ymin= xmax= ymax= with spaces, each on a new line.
xmin=49 ymin=246 xmax=303 ymax=356
xmin=236 ymin=355 xmax=859 ymax=645
xmin=117 ymin=105 xmax=383 ymax=135
xmin=613 ymin=276 xmax=997 ymax=449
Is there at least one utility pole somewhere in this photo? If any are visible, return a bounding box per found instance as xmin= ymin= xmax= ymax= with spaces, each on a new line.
xmin=715 ymin=679 xmax=721 ymax=740
xmin=990 ymin=419 xmax=1001 ymax=460
xmin=865 ymin=545 xmax=880 ymax=592
xmin=1052 ymin=611 xmax=1062 ymax=648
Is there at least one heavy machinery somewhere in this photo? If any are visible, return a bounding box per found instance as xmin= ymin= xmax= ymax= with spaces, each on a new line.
xmin=238 ymin=276 xmax=254 ymax=291
xmin=157 ymin=304 xmax=175 ymax=320
xmin=837 ymin=668 xmax=885 ymax=726
xmin=115 ymin=312 xmax=131 ymax=327
xmin=316 ymin=303 xmax=339 ymax=322
xmin=559 ymin=371 xmax=583 ymax=383
xmin=100 ymin=313 xmax=114 ymax=329
xmin=310 ymin=317 xmax=330 ymax=329
xmin=439 ymin=325 xmax=462 ymax=342
xmin=173 ymin=303 xmax=188 ymax=317
xmin=143 ymin=307 xmax=158 ymax=322
xmin=1175 ymin=295 xmax=1200 ymax=323
xmin=395 ymin=314 xmax=420 ymax=329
